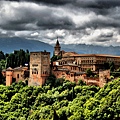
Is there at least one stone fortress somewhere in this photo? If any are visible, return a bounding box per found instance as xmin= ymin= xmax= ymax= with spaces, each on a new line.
xmin=4 ymin=39 xmax=120 ymax=87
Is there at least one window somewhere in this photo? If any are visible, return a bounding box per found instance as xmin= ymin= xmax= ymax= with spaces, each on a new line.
xmin=71 ymin=74 xmax=73 ymax=77
xmin=17 ymin=74 xmax=19 ymax=78
xmin=32 ymin=68 xmax=38 ymax=74
xmin=32 ymin=64 xmax=38 ymax=67
xmin=43 ymin=71 xmax=48 ymax=74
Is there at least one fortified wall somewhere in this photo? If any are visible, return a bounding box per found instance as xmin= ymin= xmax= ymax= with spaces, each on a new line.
xmin=52 ymin=68 xmax=110 ymax=87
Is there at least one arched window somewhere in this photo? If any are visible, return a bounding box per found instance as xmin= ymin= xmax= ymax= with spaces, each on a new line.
xmin=32 ymin=68 xmax=38 ymax=74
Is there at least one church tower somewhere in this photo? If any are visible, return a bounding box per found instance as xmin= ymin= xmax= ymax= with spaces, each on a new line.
xmin=54 ymin=38 xmax=61 ymax=56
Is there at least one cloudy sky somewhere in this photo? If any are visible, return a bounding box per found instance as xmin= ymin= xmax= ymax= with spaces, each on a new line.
xmin=0 ymin=0 xmax=120 ymax=46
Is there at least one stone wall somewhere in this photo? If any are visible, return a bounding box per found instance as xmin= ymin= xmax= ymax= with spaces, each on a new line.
xmin=52 ymin=69 xmax=110 ymax=87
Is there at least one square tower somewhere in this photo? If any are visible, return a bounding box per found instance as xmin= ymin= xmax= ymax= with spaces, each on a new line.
xmin=29 ymin=51 xmax=50 ymax=86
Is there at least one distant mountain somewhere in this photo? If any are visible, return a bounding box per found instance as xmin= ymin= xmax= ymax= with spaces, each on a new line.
xmin=0 ymin=37 xmax=120 ymax=56
xmin=0 ymin=37 xmax=54 ymax=55
xmin=61 ymin=44 xmax=120 ymax=55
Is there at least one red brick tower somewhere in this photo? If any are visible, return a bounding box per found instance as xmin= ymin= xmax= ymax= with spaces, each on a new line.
xmin=28 ymin=51 xmax=50 ymax=86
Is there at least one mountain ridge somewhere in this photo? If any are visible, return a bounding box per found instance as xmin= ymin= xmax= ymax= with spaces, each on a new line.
xmin=0 ymin=37 xmax=54 ymax=54
xmin=61 ymin=44 xmax=120 ymax=55
xmin=0 ymin=37 xmax=120 ymax=56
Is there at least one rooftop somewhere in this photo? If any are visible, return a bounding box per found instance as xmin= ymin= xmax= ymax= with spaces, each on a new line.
xmin=63 ymin=53 xmax=120 ymax=58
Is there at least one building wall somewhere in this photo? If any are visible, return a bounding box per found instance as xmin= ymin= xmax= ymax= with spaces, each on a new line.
xmin=52 ymin=69 xmax=110 ymax=87
xmin=29 ymin=51 xmax=50 ymax=86
xmin=54 ymin=54 xmax=120 ymax=73
xmin=99 ymin=69 xmax=110 ymax=87
xmin=5 ymin=67 xmax=29 ymax=86
xmin=12 ymin=71 xmax=24 ymax=82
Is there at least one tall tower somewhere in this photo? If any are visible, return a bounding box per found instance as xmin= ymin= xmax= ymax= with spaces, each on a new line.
xmin=54 ymin=38 xmax=61 ymax=56
xmin=29 ymin=51 xmax=50 ymax=86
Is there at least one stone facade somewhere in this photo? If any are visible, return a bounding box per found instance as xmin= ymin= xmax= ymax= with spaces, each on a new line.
xmin=52 ymin=68 xmax=110 ymax=87
xmin=53 ymin=53 xmax=120 ymax=73
xmin=28 ymin=51 xmax=50 ymax=86
xmin=99 ymin=69 xmax=110 ymax=87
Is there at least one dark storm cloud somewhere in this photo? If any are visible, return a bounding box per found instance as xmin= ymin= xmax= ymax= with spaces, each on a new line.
xmin=0 ymin=1 xmax=75 ymax=31
xmin=97 ymin=38 xmax=111 ymax=42
xmin=100 ymin=33 xmax=113 ymax=38
xmin=4 ymin=0 xmax=73 ymax=5
xmin=4 ymin=0 xmax=120 ymax=8
xmin=0 ymin=0 xmax=120 ymax=46
xmin=36 ymin=16 xmax=74 ymax=30
xmin=96 ymin=32 xmax=114 ymax=43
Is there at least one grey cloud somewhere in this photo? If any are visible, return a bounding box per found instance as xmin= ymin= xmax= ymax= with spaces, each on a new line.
xmin=100 ymin=33 xmax=113 ymax=38
xmin=97 ymin=38 xmax=111 ymax=42
xmin=0 ymin=0 xmax=120 ymax=46
xmin=0 ymin=2 xmax=75 ymax=31
xmin=5 ymin=0 xmax=120 ymax=8
xmin=4 ymin=0 xmax=73 ymax=5
xmin=36 ymin=16 xmax=74 ymax=30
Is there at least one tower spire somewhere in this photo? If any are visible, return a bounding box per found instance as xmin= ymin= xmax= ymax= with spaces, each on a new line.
xmin=56 ymin=37 xmax=60 ymax=46
xmin=54 ymin=37 xmax=61 ymax=56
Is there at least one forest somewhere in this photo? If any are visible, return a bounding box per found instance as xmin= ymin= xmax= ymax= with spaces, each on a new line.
xmin=0 ymin=77 xmax=120 ymax=120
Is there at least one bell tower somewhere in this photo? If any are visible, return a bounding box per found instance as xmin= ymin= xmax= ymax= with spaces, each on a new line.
xmin=54 ymin=37 xmax=61 ymax=56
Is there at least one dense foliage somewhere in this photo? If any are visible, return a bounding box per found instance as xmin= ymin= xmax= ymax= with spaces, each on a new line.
xmin=0 ymin=78 xmax=120 ymax=120
xmin=6 ymin=49 xmax=30 ymax=68
xmin=0 ymin=49 xmax=30 ymax=85
xmin=0 ymin=49 xmax=29 ymax=70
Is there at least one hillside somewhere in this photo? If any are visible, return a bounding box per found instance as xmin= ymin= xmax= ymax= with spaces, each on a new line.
xmin=0 ymin=37 xmax=54 ymax=54
xmin=0 ymin=78 xmax=119 ymax=120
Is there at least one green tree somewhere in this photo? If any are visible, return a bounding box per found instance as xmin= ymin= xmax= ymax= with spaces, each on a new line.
xmin=86 ymin=68 xmax=93 ymax=77
xmin=109 ymin=62 xmax=115 ymax=72
xmin=45 ymin=74 xmax=56 ymax=87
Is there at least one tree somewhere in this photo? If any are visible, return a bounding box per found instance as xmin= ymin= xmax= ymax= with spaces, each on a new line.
xmin=45 ymin=74 xmax=56 ymax=87
xmin=53 ymin=110 xmax=59 ymax=120
xmin=104 ymin=62 xmax=110 ymax=70
xmin=0 ymin=51 xmax=5 ymax=60
xmin=109 ymin=62 xmax=115 ymax=72
xmin=86 ymin=68 xmax=93 ymax=77
xmin=51 ymin=55 xmax=62 ymax=62
xmin=6 ymin=49 xmax=30 ymax=68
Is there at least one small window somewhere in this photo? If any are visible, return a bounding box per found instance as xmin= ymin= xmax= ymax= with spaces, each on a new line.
xmin=17 ymin=74 xmax=19 ymax=78
xmin=32 ymin=68 xmax=38 ymax=74
xmin=71 ymin=74 xmax=73 ymax=77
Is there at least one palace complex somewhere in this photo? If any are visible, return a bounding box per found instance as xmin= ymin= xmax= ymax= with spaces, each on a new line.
xmin=4 ymin=39 xmax=120 ymax=87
